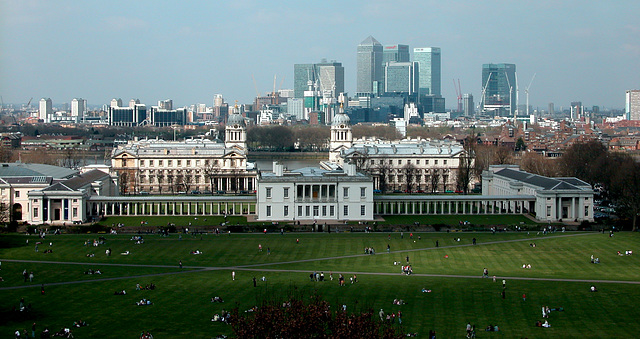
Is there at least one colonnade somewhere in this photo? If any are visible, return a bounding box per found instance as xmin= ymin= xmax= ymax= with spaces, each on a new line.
xmin=374 ymin=197 xmax=535 ymax=215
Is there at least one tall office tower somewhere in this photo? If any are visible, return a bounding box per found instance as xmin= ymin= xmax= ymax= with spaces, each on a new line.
xmin=213 ymin=94 xmax=224 ymax=107
xmin=110 ymin=98 xmax=123 ymax=108
xmin=158 ymin=99 xmax=172 ymax=110
xmin=316 ymin=61 xmax=345 ymax=99
xmin=294 ymin=64 xmax=316 ymax=98
xmin=383 ymin=45 xmax=410 ymax=63
xmin=548 ymin=103 xmax=555 ymax=116
xmin=287 ymin=98 xmax=305 ymax=120
xmin=71 ymin=98 xmax=86 ymax=122
xmin=384 ymin=62 xmax=419 ymax=94
xmin=463 ymin=94 xmax=474 ymax=116
xmin=129 ymin=99 xmax=140 ymax=108
xmin=357 ymin=36 xmax=383 ymax=96
xmin=570 ymin=101 xmax=582 ymax=120
xmin=295 ymin=61 xmax=344 ymax=99
xmin=413 ymin=47 xmax=441 ymax=96
xmin=39 ymin=98 xmax=52 ymax=122
xmin=481 ymin=63 xmax=516 ymax=116
xmin=626 ymin=90 xmax=640 ymax=120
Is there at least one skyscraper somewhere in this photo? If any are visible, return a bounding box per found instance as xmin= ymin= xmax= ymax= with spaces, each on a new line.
xmin=463 ymin=94 xmax=474 ymax=116
xmin=71 ymin=98 xmax=86 ymax=123
xmin=626 ymin=90 xmax=640 ymax=120
xmin=384 ymin=62 xmax=418 ymax=94
xmin=413 ymin=47 xmax=441 ymax=96
xmin=39 ymin=98 xmax=52 ymax=122
xmin=357 ymin=36 xmax=383 ymax=96
xmin=481 ymin=63 xmax=516 ymax=116
xmin=294 ymin=61 xmax=344 ymax=99
xmin=383 ymin=44 xmax=410 ymax=63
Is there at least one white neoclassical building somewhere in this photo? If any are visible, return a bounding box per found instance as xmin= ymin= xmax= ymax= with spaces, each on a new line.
xmin=327 ymin=110 xmax=467 ymax=192
xmin=482 ymin=165 xmax=594 ymax=222
xmin=111 ymin=111 xmax=257 ymax=195
xmin=256 ymin=162 xmax=374 ymax=222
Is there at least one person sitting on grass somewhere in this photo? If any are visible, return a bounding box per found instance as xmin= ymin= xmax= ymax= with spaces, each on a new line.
xmin=136 ymin=298 xmax=152 ymax=306
xmin=211 ymin=296 xmax=224 ymax=303
xmin=393 ymin=299 xmax=406 ymax=305
xmin=121 ymin=251 xmax=130 ymax=255
xmin=421 ymin=288 xmax=432 ymax=293
xmin=590 ymin=285 xmax=598 ymax=292
xmin=114 ymin=290 xmax=126 ymax=295
xmin=73 ymin=320 xmax=87 ymax=328
xmin=542 ymin=320 xmax=551 ymax=327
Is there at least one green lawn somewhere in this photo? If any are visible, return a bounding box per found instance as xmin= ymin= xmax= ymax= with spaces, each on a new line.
xmin=1 ymin=231 xmax=639 ymax=338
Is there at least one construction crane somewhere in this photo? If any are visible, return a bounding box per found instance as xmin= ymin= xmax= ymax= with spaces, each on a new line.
xmin=27 ymin=97 xmax=33 ymax=107
xmin=480 ymin=73 xmax=492 ymax=113
xmin=525 ymin=73 xmax=536 ymax=116
xmin=453 ymin=79 xmax=462 ymax=112
xmin=252 ymin=74 xmax=260 ymax=98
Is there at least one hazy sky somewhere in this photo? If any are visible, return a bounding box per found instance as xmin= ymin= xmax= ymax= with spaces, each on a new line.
xmin=2 ymin=0 xmax=639 ymax=110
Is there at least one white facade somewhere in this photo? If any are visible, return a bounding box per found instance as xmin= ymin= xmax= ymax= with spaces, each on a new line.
xmin=39 ymin=98 xmax=52 ymax=122
xmin=482 ymin=165 xmax=594 ymax=222
xmin=256 ymin=162 xmax=373 ymax=222
xmin=71 ymin=98 xmax=86 ymax=123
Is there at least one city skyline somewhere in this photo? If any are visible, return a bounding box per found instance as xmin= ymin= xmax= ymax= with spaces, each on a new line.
xmin=1 ymin=1 xmax=639 ymax=110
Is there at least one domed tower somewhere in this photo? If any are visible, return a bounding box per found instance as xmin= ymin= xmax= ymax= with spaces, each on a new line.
xmin=225 ymin=111 xmax=247 ymax=150
xmin=329 ymin=107 xmax=353 ymax=164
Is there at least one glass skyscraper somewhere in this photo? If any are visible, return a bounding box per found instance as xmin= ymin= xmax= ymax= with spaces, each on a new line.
xmin=481 ymin=63 xmax=516 ymax=116
xmin=294 ymin=62 xmax=344 ymax=99
xmin=413 ymin=47 xmax=441 ymax=96
xmin=384 ymin=61 xmax=418 ymax=94
xmin=357 ymin=36 xmax=383 ymax=96
xmin=383 ymin=44 xmax=410 ymax=63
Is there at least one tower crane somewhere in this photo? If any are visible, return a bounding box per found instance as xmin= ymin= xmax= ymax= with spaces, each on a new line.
xmin=480 ymin=73 xmax=492 ymax=113
xmin=453 ymin=79 xmax=462 ymax=112
xmin=525 ymin=73 xmax=536 ymax=116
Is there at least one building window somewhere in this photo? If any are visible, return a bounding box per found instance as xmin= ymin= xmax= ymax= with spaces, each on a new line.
xmin=266 ymin=206 xmax=271 ymax=217
xmin=15 ymin=191 xmax=20 ymax=198
xmin=547 ymin=206 xmax=551 ymax=217
xmin=168 ymin=160 xmax=172 ymax=167
xmin=186 ymin=160 xmax=191 ymax=166
xmin=435 ymin=160 xmax=438 ymax=165
xmin=343 ymin=187 xmax=349 ymax=198
xmin=585 ymin=206 xmax=589 ymax=216
xmin=159 ymin=160 xmax=163 ymax=166
xmin=196 ymin=160 xmax=200 ymax=166
xmin=398 ymin=160 xmax=402 ymax=165
xmin=426 ymin=160 xmax=429 ymax=165
xmin=305 ymin=206 xmax=310 ymax=216
xmin=343 ymin=205 xmax=349 ymax=216
xmin=361 ymin=205 xmax=366 ymax=216
xmin=73 ymin=208 xmax=78 ymax=218
xmin=33 ymin=207 xmax=38 ymax=218
xmin=284 ymin=205 xmax=289 ymax=216
xmin=444 ymin=160 xmax=447 ymax=165
xmin=313 ymin=206 xmax=319 ymax=216
xmin=149 ymin=160 xmax=154 ymax=167
xmin=177 ymin=160 xmax=182 ymax=166
xmin=266 ymin=187 xmax=272 ymax=198
xmin=416 ymin=160 xmax=420 ymax=165
xmin=370 ymin=159 xmax=375 ymax=164
xmin=298 ymin=206 xmax=303 ymax=216
xmin=322 ymin=206 xmax=327 ymax=216
xmin=360 ymin=187 xmax=366 ymax=197
xmin=283 ymin=188 xmax=289 ymax=199
xmin=330 ymin=206 xmax=335 ymax=216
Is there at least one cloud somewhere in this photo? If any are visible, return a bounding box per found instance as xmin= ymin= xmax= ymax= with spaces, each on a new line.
xmin=103 ymin=16 xmax=148 ymax=32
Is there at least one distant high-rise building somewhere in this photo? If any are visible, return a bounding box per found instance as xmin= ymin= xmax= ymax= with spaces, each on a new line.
xmin=463 ymin=94 xmax=474 ymax=116
xmin=413 ymin=47 xmax=441 ymax=96
xmin=294 ymin=61 xmax=344 ymax=99
xmin=158 ymin=99 xmax=173 ymax=110
xmin=71 ymin=98 xmax=86 ymax=122
xmin=481 ymin=63 xmax=516 ymax=116
xmin=110 ymin=98 xmax=123 ymax=108
xmin=357 ymin=36 xmax=383 ymax=96
xmin=294 ymin=64 xmax=316 ymax=99
xmin=39 ymin=98 xmax=52 ymax=122
xmin=384 ymin=61 xmax=418 ymax=94
xmin=129 ymin=99 xmax=140 ymax=108
xmin=548 ymin=103 xmax=555 ymax=116
xmin=383 ymin=44 xmax=410 ymax=63
xmin=570 ymin=101 xmax=583 ymax=120
xmin=214 ymin=94 xmax=224 ymax=107
xmin=287 ymin=98 xmax=305 ymax=120
xmin=626 ymin=90 xmax=640 ymax=120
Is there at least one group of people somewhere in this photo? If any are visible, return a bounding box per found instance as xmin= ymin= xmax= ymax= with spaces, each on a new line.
xmin=136 ymin=283 xmax=156 ymax=290
xmin=590 ymin=255 xmax=600 ymax=264
xmin=136 ymin=298 xmax=152 ymax=306
xmin=617 ymin=250 xmax=633 ymax=256
xmin=364 ymin=247 xmax=376 ymax=254
xmin=401 ymin=265 xmax=413 ymax=275
xmin=211 ymin=310 xmax=231 ymax=323
xmin=83 ymin=269 xmax=102 ymax=275
xmin=521 ymin=264 xmax=532 ymax=269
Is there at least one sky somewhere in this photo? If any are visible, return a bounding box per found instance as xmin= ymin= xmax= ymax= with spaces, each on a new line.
xmin=1 ymin=0 xmax=639 ymax=111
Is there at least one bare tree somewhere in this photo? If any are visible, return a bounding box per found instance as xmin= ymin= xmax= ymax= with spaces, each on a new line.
xmin=0 ymin=197 xmax=9 ymax=224
xmin=456 ymin=137 xmax=475 ymax=194
xmin=119 ymin=172 xmax=129 ymax=195
xmin=402 ymin=162 xmax=417 ymax=193
xmin=350 ymin=147 xmax=371 ymax=174
xmin=520 ymin=151 xmax=560 ymax=177
xmin=59 ymin=146 xmax=85 ymax=169
xmin=430 ymin=168 xmax=441 ymax=193
xmin=374 ymin=159 xmax=392 ymax=193
xmin=202 ymin=162 xmax=221 ymax=193
xmin=166 ymin=171 xmax=175 ymax=194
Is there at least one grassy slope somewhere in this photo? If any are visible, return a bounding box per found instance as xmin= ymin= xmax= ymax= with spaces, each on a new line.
xmin=0 ymin=232 xmax=638 ymax=338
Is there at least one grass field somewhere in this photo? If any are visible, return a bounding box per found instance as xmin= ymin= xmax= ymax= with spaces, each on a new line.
xmin=1 ymin=230 xmax=639 ymax=338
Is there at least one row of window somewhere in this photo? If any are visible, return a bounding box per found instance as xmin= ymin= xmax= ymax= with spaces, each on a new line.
xmin=370 ymin=159 xmax=450 ymax=166
xmin=32 ymin=207 xmax=78 ymax=219
xmin=265 ymin=187 xmax=367 ymax=199
xmin=265 ymin=204 xmax=366 ymax=217
xmin=124 ymin=159 xmax=244 ymax=168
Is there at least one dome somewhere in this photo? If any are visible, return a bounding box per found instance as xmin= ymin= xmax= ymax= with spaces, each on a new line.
xmin=332 ymin=113 xmax=350 ymax=127
xmin=227 ymin=112 xmax=246 ymax=127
